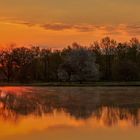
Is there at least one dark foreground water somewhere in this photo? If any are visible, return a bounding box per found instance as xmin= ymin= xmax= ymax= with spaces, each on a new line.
xmin=0 ymin=86 xmax=140 ymax=140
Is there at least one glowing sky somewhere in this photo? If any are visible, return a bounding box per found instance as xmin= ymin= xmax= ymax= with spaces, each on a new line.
xmin=0 ymin=0 xmax=140 ymax=48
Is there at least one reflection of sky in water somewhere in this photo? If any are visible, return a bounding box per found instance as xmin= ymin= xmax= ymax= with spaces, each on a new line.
xmin=0 ymin=87 xmax=140 ymax=140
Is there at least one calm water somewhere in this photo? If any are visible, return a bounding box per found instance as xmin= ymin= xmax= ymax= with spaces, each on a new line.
xmin=0 ymin=86 xmax=140 ymax=140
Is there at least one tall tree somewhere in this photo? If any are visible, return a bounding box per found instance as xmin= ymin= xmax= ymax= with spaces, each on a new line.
xmin=100 ymin=37 xmax=117 ymax=80
xmin=58 ymin=43 xmax=99 ymax=82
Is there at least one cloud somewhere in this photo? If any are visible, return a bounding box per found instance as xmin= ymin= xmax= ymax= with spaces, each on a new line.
xmin=96 ymin=24 xmax=140 ymax=37
xmin=0 ymin=17 xmax=140 ymax=37
xmin=0 ymin=17 xmax=35 ymax=27
xmin=41 ymin=23 xmax=73 ymax=31
xmin=14 ymin=21 xmax=35 ymax=27
xmin=41 ymin=23 xmax=95 ymax=32
xmin=125 ymin=24 xmax=140 ymax=36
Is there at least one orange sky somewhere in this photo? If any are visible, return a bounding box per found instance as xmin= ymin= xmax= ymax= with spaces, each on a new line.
xmin=0 ymin=0 xmax=140 ymax=49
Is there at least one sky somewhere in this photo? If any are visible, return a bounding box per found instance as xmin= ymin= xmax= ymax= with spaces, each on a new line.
xmin=0 ymin=0 xmax=140 ymax=49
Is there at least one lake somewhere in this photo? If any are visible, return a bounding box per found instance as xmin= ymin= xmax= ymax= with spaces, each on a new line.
xmin=0 ymin=86 xmax=140 ymax=140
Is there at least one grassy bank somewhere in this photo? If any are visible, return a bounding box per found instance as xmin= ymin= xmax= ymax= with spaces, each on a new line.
xmin=0 ymin=82 xmax=140 ymax=87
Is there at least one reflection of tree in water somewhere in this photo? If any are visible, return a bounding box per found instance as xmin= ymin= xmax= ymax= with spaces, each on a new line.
xmin=95 ymin=107 xmax=139 ymax=126
xmin=0 ymin=88 xmax=140 ymax=126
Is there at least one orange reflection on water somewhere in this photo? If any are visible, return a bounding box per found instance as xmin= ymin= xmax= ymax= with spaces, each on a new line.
xmin=0 ymin=87 xmax=139 ymax=140
xmin=0 ymin=109 xmax=139 ymax=140
xmin=0 ymin=107 xmax=138 ymax=135
xmin=0 ymin=87 xmax=31 ymax=96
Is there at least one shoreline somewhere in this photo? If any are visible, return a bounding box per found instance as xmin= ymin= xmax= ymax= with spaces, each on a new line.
xmin=0 ymin=82 xmax=140 ymax=87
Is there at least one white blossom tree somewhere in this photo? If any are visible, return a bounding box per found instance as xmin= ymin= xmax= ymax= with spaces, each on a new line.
xmin=58 ymin=43 xmax=99 ymax=82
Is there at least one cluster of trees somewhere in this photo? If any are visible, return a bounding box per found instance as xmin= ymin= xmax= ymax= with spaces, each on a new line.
xmin=0 ymin=37 xmax=140 ymax=83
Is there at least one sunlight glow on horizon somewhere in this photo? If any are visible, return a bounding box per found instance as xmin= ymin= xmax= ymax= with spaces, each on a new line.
xmin=0 ymin=21 xmax=139 ymax=49
xmin=0 ymin=0 xmax=139 ymax=49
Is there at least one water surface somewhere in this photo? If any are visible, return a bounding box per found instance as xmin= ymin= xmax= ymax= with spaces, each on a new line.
xmin=0 ymin=86 xmax=140 ymax=140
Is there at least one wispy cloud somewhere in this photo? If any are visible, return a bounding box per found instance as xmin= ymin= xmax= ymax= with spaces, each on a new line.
xmin=0 ymin=17 xmax=35 ymax=27
xmin=41 ymin=23 xmax=96 ymax=32
xmin=95 ymin=24 xmax=140 ymax=37
xmin=0 ymin=17 xmax=140 ymax=37
xmin=41 ymin=23 xmax=140 ymax=36
xmin=14 ymin=21 xmax=35 ymax=27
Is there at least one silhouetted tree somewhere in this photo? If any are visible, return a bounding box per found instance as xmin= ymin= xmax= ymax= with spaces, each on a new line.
xmin=100 ymin=37 xmax=117 ymax=80
xmin=12 ymin=47 xmax=35 ymax=82
xmin=0 ymin=47 xmax=16 ymax=82
xmin=0 ymin=37 xmax=140 ymax=83
xmin=58 ymin=43 xmax=99 ymax=82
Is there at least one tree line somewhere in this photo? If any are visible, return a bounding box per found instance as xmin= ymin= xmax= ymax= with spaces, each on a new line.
xmin=0 ymin=37 xmax=140 ymax=83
